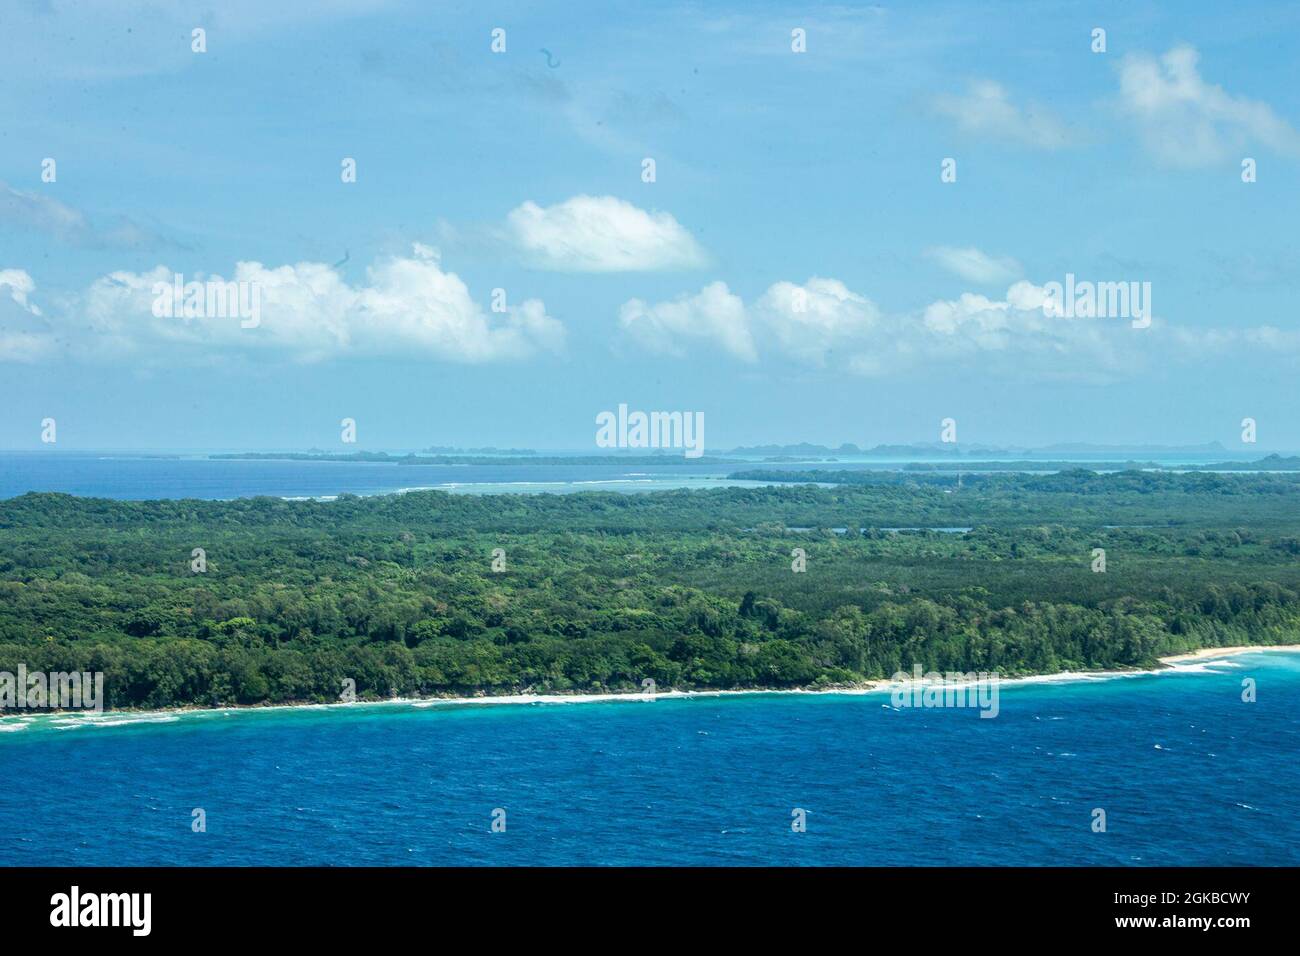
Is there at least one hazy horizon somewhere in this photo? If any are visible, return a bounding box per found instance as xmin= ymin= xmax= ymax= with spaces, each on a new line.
xmin=3 ymin=438 xmax=1296 ymax=456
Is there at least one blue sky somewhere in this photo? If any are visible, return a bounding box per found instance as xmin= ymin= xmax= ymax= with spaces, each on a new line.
xmin=3 ymin=0 xmax=1300 ymax=451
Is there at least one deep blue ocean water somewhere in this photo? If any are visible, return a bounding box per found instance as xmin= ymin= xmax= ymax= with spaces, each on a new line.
xmin=2 ymin=652 xmax=1297 ymax=866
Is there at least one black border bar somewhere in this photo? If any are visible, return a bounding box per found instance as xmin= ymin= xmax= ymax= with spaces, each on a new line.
xmin=0 ymin=866 xmax=1285 ymax=941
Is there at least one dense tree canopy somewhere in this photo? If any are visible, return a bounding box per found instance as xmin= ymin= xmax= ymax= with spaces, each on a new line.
xmin=2 ymin=471 xmax=1298 ymax=709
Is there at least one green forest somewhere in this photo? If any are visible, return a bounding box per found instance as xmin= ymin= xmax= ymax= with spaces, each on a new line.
xmin=2 ymin=469 xmax=1299 ymax=710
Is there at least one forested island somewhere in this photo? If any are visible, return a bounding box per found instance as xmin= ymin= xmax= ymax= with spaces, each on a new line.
xmin=210 ymin=451 xmax=742 ymax=466
xmin=894 ymin=454 xmax=1300 ymax=472
xmin=2 ymin=469 xmax=1299 ymax=710
xmin=731 ymin=456 xmax=1300 ymax=483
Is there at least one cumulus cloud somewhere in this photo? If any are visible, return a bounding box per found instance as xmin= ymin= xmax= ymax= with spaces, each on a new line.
xmin=925 ymin=246 xmax=1022 ymax=285
xmin=751 ymin=278 xmax=880 ymax=366
xmin=1118 ymin=45 xmax=1300 ymax=166
xmin=616 ymin=276 xmax=1224 ymax=382
xmin=620 ymin=277 xmax=879 ymax=367
xmin=620 ymin=281 xmax=753 ymax=361
xmin=0 ymin=268 xmax=56 ymax=363
xmin=507 ymin=195 xmax=707 ymax=272
xmin=910 ymin=280 xmax=1141 ymax=379
xmin=0 ymin=269 xmax=41 ymax=315
xmin=619 ymin=277 xmax=884 ymax=370
xmin=933 ymin=80 xmax=1070 ymax=150
xmin=4 ymin=246 xmax=565 ymax=365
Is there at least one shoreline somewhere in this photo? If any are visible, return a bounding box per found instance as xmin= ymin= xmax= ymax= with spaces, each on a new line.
xmin=1155 ymin=643 xmax=1300 ymax=664
xmin=3 ymin=643 xmax=1296 ymax=730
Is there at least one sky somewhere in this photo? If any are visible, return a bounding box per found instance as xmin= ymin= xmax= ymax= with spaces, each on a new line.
xmin=2 ymin=0 xmax=1300 ymax=452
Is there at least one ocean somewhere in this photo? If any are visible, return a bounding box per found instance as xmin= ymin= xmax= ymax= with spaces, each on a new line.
xmin=0 ymin=450 xmax=1272 ymax=501
xmin=0 ymin=452 xmax=790 ymax=500
xmin=2 ymin=651 xmax=1296 ymax=866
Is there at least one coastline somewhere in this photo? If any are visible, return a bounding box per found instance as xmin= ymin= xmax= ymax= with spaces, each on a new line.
xmin=3 ymin=642 xmax=1296 ymax=731
xmin=1155 ymin=643 xmax=1300 ymax=664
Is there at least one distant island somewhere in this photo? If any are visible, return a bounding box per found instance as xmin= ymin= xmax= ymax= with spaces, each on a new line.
xmin=730 ymin=455 xmax=1300 ymax=482
xmin=421 ymin=446 xmax=537 ymax=455
xmin=1194 ymin=454 xmax=1300 ymax=471
xmin=209 ymin=451 xmax=742 ymax=466
xmin=197 ymin=443 xmax=1295 ymax=468
xmin=724 ymin=440 xmax=1245 ymax=459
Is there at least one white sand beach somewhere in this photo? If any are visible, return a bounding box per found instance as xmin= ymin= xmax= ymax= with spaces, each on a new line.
xmin=1158 ymin=644 xmax=1300 ymax=665
xmin=4 ymin=643 xmax=1299 ymax=731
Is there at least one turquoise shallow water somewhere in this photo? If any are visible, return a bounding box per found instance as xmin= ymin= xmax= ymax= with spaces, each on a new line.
xmin=1 ymin=651 xmax=1297 ymax=866
xmin=0 ymin=452 xmax=1266 ymax=501
xmin=0 ymin=452 xmax=765 ymax=499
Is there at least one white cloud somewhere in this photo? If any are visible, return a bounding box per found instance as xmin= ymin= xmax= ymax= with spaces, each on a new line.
xmin=933 ymin=80 xmax=1070 ymax=150
xmin=1 ymin=181 xmax=176 ymax=249
xmin=619 ymin=281 xmax=754 ymax=361
xmin=912 ymin=280 xmax=1139 ymax=379
xmin=6 ymin=246 xmax=564 ymax=365
xmin=0 ymin=269 xmax=55 ymax=363
xmin=1118 ymin=45 xmax=1300 ymax=166
xmin=1169 ymin=323 xmax=1300 ymax=355
xmin=618 ymin=277 xmax=882 ymax=366
xmin=0 ymin=185 xmax=85 ymax=238
xmin=0 ymin=269 xmax=41 ymax=315
xmin=507 ymin=195 xmax=707 ymax=272
xmin=752 ymin=278 xmax=880 ymax=366
xmin=620 ymin=277 xmax=879 ymax=366
xmin=925 ymin=246 xmax=1022 ymax=285
xmin=617 ymin=276 xmax=1181 ymax=382
xmin=0 ymin=329 xmax=52 ymax=363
